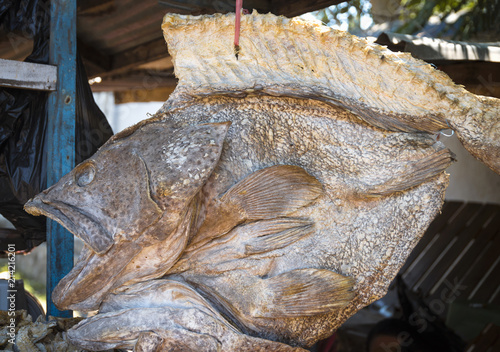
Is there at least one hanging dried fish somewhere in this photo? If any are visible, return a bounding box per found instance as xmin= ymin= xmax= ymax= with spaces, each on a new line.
xmin=25 ymin=11 xmax=499 ymax=351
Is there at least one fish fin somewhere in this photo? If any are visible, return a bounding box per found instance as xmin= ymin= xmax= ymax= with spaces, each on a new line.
xmin=366 ymin=147 xmax=455 ymax=196
xmin=222 ymin=165 xmax=323 ymax=220
xmin=244 ymin=218 xmax=314 ymax=255
xmin=453 ymin=95 xmax=500 ymax=175
xmin=162 ymin=13 xmax=465 ymax=133
xmin=252 ymin=268 xmax=354 ymax=318
xmin=143 ymin=121 xmax=230 ymax=211
xmin=134 ymin=121 xmax=229 ymax=239
xmin=188 ymin=165 xmax=322 ymax=251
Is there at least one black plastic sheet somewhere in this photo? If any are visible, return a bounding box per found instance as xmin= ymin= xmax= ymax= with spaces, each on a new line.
xmin=0 ymin=0 xmax=113 ymax=254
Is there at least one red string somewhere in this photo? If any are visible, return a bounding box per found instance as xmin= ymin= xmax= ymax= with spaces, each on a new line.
xmin=235 ymin=0 xmax=243 ymax=47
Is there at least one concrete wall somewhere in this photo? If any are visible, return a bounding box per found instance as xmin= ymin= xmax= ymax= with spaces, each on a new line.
xmin=442 ymin=134 xmax=500 ymax=204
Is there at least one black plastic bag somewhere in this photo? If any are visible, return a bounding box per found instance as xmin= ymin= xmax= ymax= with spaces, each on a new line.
xmin=0 ymin=0 xmax=113 ymax=254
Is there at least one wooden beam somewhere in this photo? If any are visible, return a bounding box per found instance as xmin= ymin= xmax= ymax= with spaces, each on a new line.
xmin=90 ymin=72 xmax=177 ymax=92
xmin=83 ymin=38 xmax=172 ymax=79
xmin=433 ymin=61 xmax=500 ymax=99
xmin=77 ymin=0 xmax=115 ymax=16
xmin=78 ymin=39 xmax=111 ymax=77
xmin=109 ymin=38 xmax=170 ymax=76
xmin=46 ymin=0 xmax=76 ymax=319
xmin=158 ymin=0 xmax=234 ymax=13
xmin=0 ymin=58 xmax=57 ymax=91
xmin=272 ymin=0 xmax=346 ymax=17
xmin=158 ymin=0 xmax=271 ymax=14
xmin=114 ymin=86 xmax=176 ymax=104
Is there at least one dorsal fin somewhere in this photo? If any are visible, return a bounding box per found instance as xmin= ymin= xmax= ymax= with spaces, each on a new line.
xmin=162 ymin=12 xmax=480 ymax=133
xmin=365 ymin=148 xmax=455 ymax=196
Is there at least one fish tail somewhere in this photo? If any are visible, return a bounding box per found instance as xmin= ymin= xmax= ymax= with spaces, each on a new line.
xmin=450 ymin=95 xmax=500 ymax=175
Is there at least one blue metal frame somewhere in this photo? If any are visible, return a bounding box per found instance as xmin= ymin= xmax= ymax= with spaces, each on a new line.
xmin=46 ymin=0 xmax=76 ymax=318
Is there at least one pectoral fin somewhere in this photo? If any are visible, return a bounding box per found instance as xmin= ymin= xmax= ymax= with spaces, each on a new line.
xmin=244 ymin=218 xmax=314 ymax=255
xmin=251 ymin=269 xmax=354 ymax=318
xmin=190 ymin=165 xmax=323 ymax=251
xmin=222 ymin=165 xmax=323 ymax=219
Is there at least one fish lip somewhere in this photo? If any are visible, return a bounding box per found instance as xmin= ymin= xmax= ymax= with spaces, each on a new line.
xmin=25 ymin=197 xmax=113 ymax=254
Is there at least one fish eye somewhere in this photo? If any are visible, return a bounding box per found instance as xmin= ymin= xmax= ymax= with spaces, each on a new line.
xmin=75 ymin=162 xmax=96 ymax=187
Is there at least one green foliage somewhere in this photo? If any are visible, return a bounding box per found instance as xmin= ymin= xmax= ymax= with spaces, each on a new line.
xmin=312 ymin=0 xmax=373 ymax=32
xmin=0 ymin=263 xmax=46 ymax=308
xmin=310 ymin=0 xmax=499 ymax=40
xmin=397 ymin=0 xmax=500 ymax=40
xmin=454 ymin=0 xmax=500 ymax=40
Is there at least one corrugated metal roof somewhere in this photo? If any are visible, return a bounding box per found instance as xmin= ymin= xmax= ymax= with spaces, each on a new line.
xmin=78 ymin=0 xmax=166 ymax=55
xmin=376 ymin=32 xmax=500 ymax=62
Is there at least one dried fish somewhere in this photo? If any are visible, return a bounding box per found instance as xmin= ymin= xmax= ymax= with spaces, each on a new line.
xmin=24 ymin=12 xmax=499 ymax=351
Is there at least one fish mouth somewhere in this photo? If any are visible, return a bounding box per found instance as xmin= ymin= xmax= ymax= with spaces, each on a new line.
xmin=52 ymin=242 xmax=141 ymax=312
xmin=25 ymin=196 xmax=113 ymax=254
xmin=25 ymin=196 xmax=141 ymax=311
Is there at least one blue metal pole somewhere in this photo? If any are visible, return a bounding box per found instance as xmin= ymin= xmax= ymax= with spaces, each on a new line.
xmin=46 ymin=0 xmax=76 ymax=318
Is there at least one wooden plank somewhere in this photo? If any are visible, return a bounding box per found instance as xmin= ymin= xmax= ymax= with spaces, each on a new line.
xmin=158 ymin=0 xmax=270 ymax=14
xmin=85 ymin=39 xmax=172 ymax=79
xmin=419 ymin=204 xmax=495 ymax=295
xmin=436 ymin=61 xmax=500 ymax=99
xmin=467 ymin=323 xmax=500 ymax=352
xmin=46 ymin=0 xmax=76 ymax=318
xmin=272 ymin=0 xmax=346 ymax=17
xmin=402 ymin=203 xmax=482 ymax=289
xmin=0 ymin=58 xmax=57 ymax=91
xmin=461 ymin=231 xmax=500 ymax=302
xmin=113 ymin=86 xmax=176 ymax=104
xmin=399 ymin=202 xmax=462 ymax=274
xmin=429 ymin=205 xmax=500 ymax=303
xmin=77 ymin=0 xmax=115 ymax=16
xmin=474 ymin=258 xmax=500 ymax=304
xmin=468 ymin=207 xmax=500 ymax=304
xmin=90 ymin=73 xmax=177 ymax=92
xmin=108 ymin=38 xmax=169 ymax=77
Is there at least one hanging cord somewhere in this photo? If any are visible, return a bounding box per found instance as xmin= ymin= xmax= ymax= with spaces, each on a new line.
xmin=436 ymin=120 xmax=455 ymax=141
xmin=234 ymin=0 xmax=243 ymax=58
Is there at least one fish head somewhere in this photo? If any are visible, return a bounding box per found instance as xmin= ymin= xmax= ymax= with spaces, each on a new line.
xmin=25 ymin=121 xmax=230 ymax=252
xmin=24 ymin=142 xmax=162 ymax=254
xmin=24 ymin=121 xmax=230 ymax=310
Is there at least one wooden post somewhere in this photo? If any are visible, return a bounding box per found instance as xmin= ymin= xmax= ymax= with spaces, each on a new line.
xmin=0 ymin=59 xmax=57 ymax=91
xmin=46 ymin=0 xmax=76 ymax=318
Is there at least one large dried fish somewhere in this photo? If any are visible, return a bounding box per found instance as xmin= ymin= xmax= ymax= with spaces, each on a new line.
xmin=25 ymin=12 xmax=499 ymax=351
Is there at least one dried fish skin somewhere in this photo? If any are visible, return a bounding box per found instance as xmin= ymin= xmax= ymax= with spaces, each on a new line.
xmin=24 ymin=10 xmax=500 ymax=352
xmin=146 ymin=94 xmax=451 ymax=346
xmin=67 ymin=280 xmax=307 ymax=352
